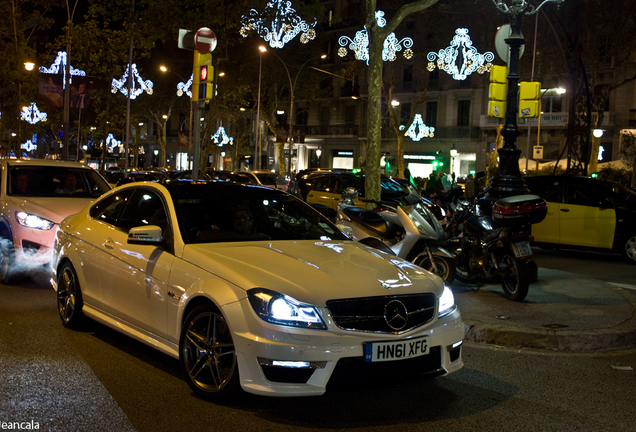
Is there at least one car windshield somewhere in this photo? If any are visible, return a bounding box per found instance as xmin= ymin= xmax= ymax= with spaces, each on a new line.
xmin=171 ymin=185 xmax=349 ymax=244
xmin=8 ymin=166 xmax=111 ymax=198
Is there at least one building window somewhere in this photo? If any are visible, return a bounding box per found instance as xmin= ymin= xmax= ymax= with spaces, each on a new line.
xmin=457 ymin=100 xmax=470 ymax=126
xmin=403 ymin=65 xmax=413 ymax=91
xmin=426 ymin=101 xmax=437 ymax=128
xmin=400 ymin=103 xmax=411 ymax=126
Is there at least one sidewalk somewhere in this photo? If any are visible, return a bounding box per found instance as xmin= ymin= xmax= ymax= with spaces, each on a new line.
xmin=453 ymin=268 xmax=636 ymax=352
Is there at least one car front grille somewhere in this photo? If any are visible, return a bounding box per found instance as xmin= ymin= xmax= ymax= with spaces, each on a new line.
xmin=326 ymin=294 xmax=437 ymax=333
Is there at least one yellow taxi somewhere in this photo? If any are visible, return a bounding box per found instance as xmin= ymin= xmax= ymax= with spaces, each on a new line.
xmin=524 ymin=175 xmax=636 ymax=263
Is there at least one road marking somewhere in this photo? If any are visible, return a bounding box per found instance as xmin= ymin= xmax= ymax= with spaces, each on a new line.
xmin=608 ymin=282 xmax=636 ymax=291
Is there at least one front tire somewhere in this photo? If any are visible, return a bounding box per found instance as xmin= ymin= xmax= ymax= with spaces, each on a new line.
xmin=500 ymin=254 xmax=529 ymax=302
xmin=413 ymin=254 xmax=455 ymax=284
xmin=622 ymin=233 xmax=636 ymax=264
xmin=179 ymin=305 xmax=240 ymax=400
xmin=57 ymin=262 xmax=85 ymax=328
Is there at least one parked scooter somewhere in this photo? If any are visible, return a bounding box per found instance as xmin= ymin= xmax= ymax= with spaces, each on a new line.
xmin=446 ymin=194 xmax=546 ymax=301
xmin=337 ymin=188 xmax=456 ymax=284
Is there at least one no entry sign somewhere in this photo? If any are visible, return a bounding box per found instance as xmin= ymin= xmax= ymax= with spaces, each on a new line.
xmin=195 ymin=28 xmax=217 ymax=53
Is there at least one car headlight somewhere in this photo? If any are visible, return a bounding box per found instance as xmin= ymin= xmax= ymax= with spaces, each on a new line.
xmin=438 ymin=284 xmax=456 ymax=318
xmin=15 ymin=212 xmax=55 ymax=230
xmin=248 ymin=288 xmax=327 ymax=330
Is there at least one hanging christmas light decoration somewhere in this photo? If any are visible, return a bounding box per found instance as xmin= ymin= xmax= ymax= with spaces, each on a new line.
xmin=402 ymin=114 xmax=434 ymax=141
xmin=21 ymin=103 xmax=47 ymax=124
xmin=104 ymin=134 xmax=121 ymax=152
xmin=427 ymin=28 xmax=494 ymax=80
xmin=211 ymin=126 xmax=234 ymax=147
xmin=39 ymin=51 xmax=86 ymax=88
xmin=177 ymin=74 xmax=193 ymax=98
xmin=21 ymin=139 xmax=37 ymax=152
xmin=240 ymin=0 xmax=317 ymax=49
xmin=111 ymin=64 xmax=154 ymax=99
xmin=338 ymin=11 xmax=414 ymax=64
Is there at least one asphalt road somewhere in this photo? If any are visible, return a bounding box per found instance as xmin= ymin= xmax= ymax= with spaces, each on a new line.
xmin=1 ymin=254 xmax=635 ymax=432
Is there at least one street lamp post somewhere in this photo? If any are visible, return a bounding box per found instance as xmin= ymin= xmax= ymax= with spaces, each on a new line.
xmin=487 ymin=0 xmax=564 ymax=200
xmin=268 ymin=52 xmax=325 ymax=176
xmin=160 ymin=66 xmax=193 ymax=167
xmin=256 ymin=46 xmax=266 ymax=169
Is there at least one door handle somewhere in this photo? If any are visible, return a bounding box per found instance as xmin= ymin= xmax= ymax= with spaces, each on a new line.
xmin=103 ymin=239 xmax=114 ymax=249
xmin=560 ymin=208 xmax=570 ymax=212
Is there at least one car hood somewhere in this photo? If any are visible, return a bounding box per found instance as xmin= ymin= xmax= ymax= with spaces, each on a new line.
xmin=11 ymin=197 xmax=93 ymax=224
xmin=182 ymin=241 xmax=443 ymax=305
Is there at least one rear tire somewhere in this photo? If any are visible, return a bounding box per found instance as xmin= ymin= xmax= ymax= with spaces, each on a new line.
xmin=622 ymin=232 xmax=636 ymax=264
xmin=500 ymin=254 xmax=529 ymax=302
xmin=57 ymin=262 xmax=85 ymax=328
xmin=413 ymin=254 xmax=455 ymax=284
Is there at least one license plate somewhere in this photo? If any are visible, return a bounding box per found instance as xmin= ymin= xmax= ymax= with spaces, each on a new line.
xmin=512 ymin=241 xmax=532 ymax=258
xmin=363 ymin=337 xmax=429 ymax=363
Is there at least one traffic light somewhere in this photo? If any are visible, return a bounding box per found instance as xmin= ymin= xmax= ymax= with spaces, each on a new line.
xmin=519 ymin=81 xmax=541 ymax=118
xmin=192 ymin=51 xmax=213 ymax=102
xmin=488 ymin=65 xmax=507 ymax=118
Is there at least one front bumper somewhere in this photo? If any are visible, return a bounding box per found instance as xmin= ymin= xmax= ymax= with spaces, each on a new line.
xmin=225 ymin=300 xmax=464 ymax=397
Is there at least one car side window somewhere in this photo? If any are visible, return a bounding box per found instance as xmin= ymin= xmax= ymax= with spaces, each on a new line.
xmin=565 ymin=182 xmax=612 ymax=208
xmin=118 ymin=189 xmax=168 ymax=233
xmin=526 ymin=178 xmax=561 ymax=203
xmin=314 ymin=176 xmax=336 ymax=192
xmin=89 ymin=190 xmax=134 ymax=226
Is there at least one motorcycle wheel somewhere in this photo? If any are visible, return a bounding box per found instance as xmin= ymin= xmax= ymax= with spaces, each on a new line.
xmin=413 ymin=254 xmax=455 ymax=285
xmin=447 ymin=244 xmax=479 ymax=284
xmin=500 ymin=254 xmax=529 ymax=302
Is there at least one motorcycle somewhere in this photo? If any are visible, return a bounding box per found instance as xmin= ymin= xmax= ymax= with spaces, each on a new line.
xmin=446 ymin=194 xmax=546 ymax=301
xmin=337 ymin=188 xmax=456 ymax=284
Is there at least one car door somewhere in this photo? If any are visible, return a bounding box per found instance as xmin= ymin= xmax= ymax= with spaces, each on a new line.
xmin=525 ymin=177 xmax=562 ymax=245
xmin=96 ymin=187 xmax=175 ymax=339
xmin=306 ymin=175 xmax=342 ymax=210
xmin=559 ymin=179 xmax=616 ymax=249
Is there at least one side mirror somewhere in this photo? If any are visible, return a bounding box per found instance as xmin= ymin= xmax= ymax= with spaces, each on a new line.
xmin=128 ymin=225 xmax=164 ymax=245
xmin=337 ymin=224 xmax=354 ymax=239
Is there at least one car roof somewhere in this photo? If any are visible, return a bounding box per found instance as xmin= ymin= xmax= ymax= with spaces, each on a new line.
xmin=3 ymin=158 xmax=95 ymax=169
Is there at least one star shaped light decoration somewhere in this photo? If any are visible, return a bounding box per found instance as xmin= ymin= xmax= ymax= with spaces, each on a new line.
xmin=240 ymin=0 xmax=316 ymax=48
xmin=211 ymin=127 xmax=234 ymax=147
xmin=338 ymin=11 xmax=414 ymax=64
xmin=21 ymin=103 xmax=47 ymax=124
xmin=112 ymin=64 xmax=154 ymax=99
xmin=427 ymin=28 xmax=494 ymax=80
xmin=39 ymin=51 xmax=86 ymax=88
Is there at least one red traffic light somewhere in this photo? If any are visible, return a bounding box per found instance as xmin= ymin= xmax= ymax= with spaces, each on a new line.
xmin=200 ymin=65 xmax=208 ymax=82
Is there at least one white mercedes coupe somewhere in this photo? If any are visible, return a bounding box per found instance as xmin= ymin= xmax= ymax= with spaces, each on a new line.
xmin=51 ymin=181 xmax=464 ymax=399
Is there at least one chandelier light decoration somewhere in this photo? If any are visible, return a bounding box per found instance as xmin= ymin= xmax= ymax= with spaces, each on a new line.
xmin=240 ymin=0 xmax=317 ymax=49
xmin=338 ymin=11 xmax=414 ymax=64
xmin=211 ymin=126 xmax=234 ymax=147
xmin=177 ymin=74 xmax=193 ymax=98
xmin=401 ymin=114 xmax=434 ymax=141
xmin=39 ymin=51 xmax=86 ymax=88
xmin=21 ymin=103 xmax=47 ymax=124
xmin=111 ymin=64 xmax=154 ymax=99
xmin=427 ymin=28 xmax=494 ymax=80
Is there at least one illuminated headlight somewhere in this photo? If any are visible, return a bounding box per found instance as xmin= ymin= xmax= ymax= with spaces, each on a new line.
xmin=248 ymin=288 xmax=327 ymax=330
xmin=438 ymin=284 xmax=456 ymax=318
xmin=15 ymin=212 xmax=55 ymax=230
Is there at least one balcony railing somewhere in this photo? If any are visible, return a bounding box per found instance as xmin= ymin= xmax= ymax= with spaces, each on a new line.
xmin=306 ymin=125 xmax=359 ymax=136
xmin=480 ymin=111 xmax=615 ymax=129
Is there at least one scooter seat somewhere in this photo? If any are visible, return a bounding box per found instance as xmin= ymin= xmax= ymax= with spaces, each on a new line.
xmin=343 ymin=207 xmax=398 ymax=238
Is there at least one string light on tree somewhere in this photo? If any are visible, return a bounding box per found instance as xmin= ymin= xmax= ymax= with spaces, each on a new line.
xmin=338 ymin=11 xmax=413 ymax=64
xmin=240 ymin=0 xmax=317 ymax=49
xmin=21 ymin=103 xmax=47 ymax=124
xmin=104 ymin=134 xmax=121 ymax=152
xmin=401 ymin=114 xmax=434 ymax=141
xmin=211 ymin=126 xmax=234 ymax=147
xmin=111 ymin=64 xmax=154 ymax=99
xmin=39 ymin=51 xmax=86 ymax=88
xmin=427 ymin=28 xmax=494 ymax=80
